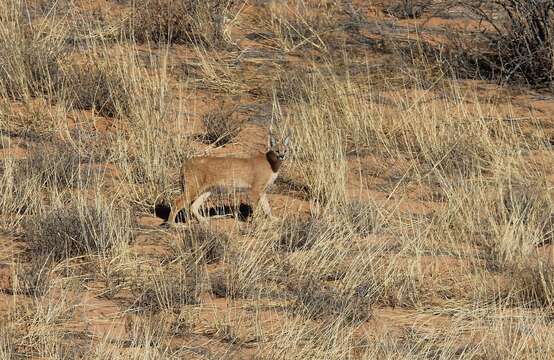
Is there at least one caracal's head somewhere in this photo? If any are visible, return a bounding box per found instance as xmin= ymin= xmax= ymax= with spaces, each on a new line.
xmin=268 ymin=131 xmax=290 ymax=161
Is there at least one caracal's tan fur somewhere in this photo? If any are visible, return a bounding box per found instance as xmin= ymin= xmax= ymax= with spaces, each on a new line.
xmin=167 ymin=132 xmax=289 ymax=225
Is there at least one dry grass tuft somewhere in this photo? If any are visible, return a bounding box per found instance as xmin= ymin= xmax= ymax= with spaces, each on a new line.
xmin=275 ymin=67 xmax=315 ymax=103
xmin=276 ymin=215 xmax=331 ymax=252
xmin=0 ymin=156 xmax=39 ymax=226
xmin=340 ymin=200 xmax=382 ymax=237
xmin=0 ymin=135 xmax=10 ymax=149
xmin=0 ymin=330 xmax=13 ymax=360
xmin=0 ymin=0 xmax=67 ymax=99
xmin=208 ymin=270 xmax=228 ymax=298
xmin=255 ymin=0 xmax=343 ymax=52
xmin=287 ymin=276 xmax=371 ymax=325
xmin=131 ymin=267 xmax=200 ymax=313
xmin=177 ymin=225 xmax=230 ymax=264
xmin=12 ymin=256 xmax=51 ymax=296
xmin=23 ymin=199 xmax=131 ymax=262
xmin=200 ymin=106 xmax=242 ymax=146
xmin=384 ymin=0 xmax=431 ymax=19
xmin=460 ymin=173 xmax=554 ymax=270
xmin=17 ymin=142 xmax=84 ymax=189
xmin=0 ymin=140 xmax=90 ymax=230
xmin=131 ymin=0 xmax=237 ymax=47
xmin=209 ymin=269 xmax=239 ymax=298
xmin=507 ymin=260 xmax=554 ymax=307
xmin=208 ymin=232 xmax=284 ymax=299
xmin=499 ymin=180 xmax=554 ymax=246
xmin=61 ymin=60 xmax=131 ymax=118
xmin=287 ymin=94 xmax=348 ymax=204
xmin=103 ymin=49 xmax=188 ymax=209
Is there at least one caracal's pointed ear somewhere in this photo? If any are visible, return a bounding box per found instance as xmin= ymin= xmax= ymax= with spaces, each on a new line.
xmin=268 ymin=124 xmax=277 ymax=148
xmin=283 ymin=129 xmax=292 ymax=147
xmin=283 ymin=136 xmax=290 ymax=147
xmin=269 ymin=134 xmax=277 ymax=148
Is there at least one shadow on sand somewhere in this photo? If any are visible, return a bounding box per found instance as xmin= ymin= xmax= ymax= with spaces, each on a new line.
xmin=154 ymin=202 xmax=253 ymax=223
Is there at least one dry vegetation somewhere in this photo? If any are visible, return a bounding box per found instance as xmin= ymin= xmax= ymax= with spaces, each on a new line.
xmin=0 ymin=0 xmax=553 ymax=358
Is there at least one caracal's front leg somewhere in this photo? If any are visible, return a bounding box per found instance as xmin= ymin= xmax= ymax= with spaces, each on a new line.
xmin=167 ymin=194 xmax=188 ymax=226
xmin=258 ymin=193 xmax=278 ymax=221
xmin=190 ymin=192 xmax=211 ymax=224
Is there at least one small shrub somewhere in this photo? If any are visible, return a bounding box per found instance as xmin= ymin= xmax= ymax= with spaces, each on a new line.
xmin=131 ymin=0 xmax=237 ymax=47
xmin=479 ymin=178 xmax=554 ymax=269
xmin=131 ymin=269 xmax=199 ymax=313
xmin=272 ymin=172 xmax=312 ymax=200
xmin=275 ymin=68 xmax=315 ymax=103
xmin=24 ymin=201 xmax=130 ymax=261
xmin=208 ymin=265 xmax=257 ymax=299
xmin=384 ymin=0 xmax=431 ymax=19
xmin=398 ymin=1 xmax=554 ymax=87
xmin=500 ymin=182 xmax=554 ymax=246
xmin=13 ymin=256 xmax=51 ymax=296
xmin=480 ymin=0 xmax=554 ymax=86
xmin=362 ymin=268 xmax=424 ymax=308
xmin=287 ymin=277 xmax=371 ymax=325
xmin=504 ymin=260 xmax=554 ymax=307
xmin=62 ymin=61 xmax=129 ymax=118
xmin=433 ymin=1 xmax=554 ymax=87
xmin=0 ymin=157 xmax=38 ymax=230
xmin=200 ymin=106 xmax=242 ymax=146
xmin=277 ymin=216 xmax=328 ymax=252
xmin=340 ymin=200 xmax=381 ymax=237
xmin=0 ymin=0 xmax=67 ymax=99
xmin=17 ymin=142 xmax=83 ymax=189
xmin=0 ymin=135 xmax=10 ymax=149
xmin=209 ymin=269 xmax=242 ymax=298
xmin=179 ymin=225 xmax=229 ymax=264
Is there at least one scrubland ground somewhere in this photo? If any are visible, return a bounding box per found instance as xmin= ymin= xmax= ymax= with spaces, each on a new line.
xmin=0 ymin=0 xmax=553 ymax=358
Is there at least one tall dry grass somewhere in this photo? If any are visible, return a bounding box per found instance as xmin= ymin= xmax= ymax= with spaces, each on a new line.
xmin=85 ymin=46 xmax=194 ymax=210
xmin=252 ymin=0 xmax=343 ymax=53
xmin=0 ymin=0 xmax=68 ymax=100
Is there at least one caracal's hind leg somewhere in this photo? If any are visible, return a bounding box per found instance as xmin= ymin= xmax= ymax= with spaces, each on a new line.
xmin=167 ymin=194 xmax=189 ymax=226
xmin=167 ymin=179 xmax=201 ymax=226
xmin=190 ymin=192 xmax=212 ymax=224
xmin=248 ymin=190 xmax=262 ymax=222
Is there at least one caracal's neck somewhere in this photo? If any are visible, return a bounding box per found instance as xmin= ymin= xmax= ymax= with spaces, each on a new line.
xmin=265 ymin=150 xmax=282 ymax=173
